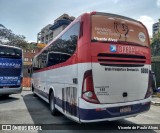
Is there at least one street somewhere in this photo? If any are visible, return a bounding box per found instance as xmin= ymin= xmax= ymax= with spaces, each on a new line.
xmin=0 ymin=91 xmax=159 ymax=133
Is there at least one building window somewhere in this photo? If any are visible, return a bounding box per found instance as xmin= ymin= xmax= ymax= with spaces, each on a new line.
xmin=31 ymin=58 xmax=33 ymax=61
xmin=31 ymin=50 xmax=35 ymax=53
xmin=24 ymin=58 xmax=29 ymax=62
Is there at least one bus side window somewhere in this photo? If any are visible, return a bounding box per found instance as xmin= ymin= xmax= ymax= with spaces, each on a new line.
xmin=32 ymin=57 xmax=41 ymax=72
xmin=60 ymin=22 xmax=80 ymax=55
xmin=47 ymin=52 xmax=71 ymax=67
xmin=47 ymin=53 xmax=61 ymax=67
xmin=39 ymin=22 xmax=80 ymax=68
xmin=60 ymin=54 xmax=70 ymax=62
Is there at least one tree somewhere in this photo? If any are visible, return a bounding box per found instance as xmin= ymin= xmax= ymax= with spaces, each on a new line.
xmin=0 ymin=24 xmax=29 ymax=49
xmin=151 ymin=32 xmax=160 ymax=56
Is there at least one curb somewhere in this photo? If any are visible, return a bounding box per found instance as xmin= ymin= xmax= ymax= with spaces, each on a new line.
xmin=152 ymin=95 xmax=158 ymax=98
xmin=151 ymin=101 xmax=160 ymax=106
xmin=22 ymin=87 xmax=31 ymax=91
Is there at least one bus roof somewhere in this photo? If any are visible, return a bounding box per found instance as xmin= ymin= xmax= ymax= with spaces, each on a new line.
xmin=92 ymin=12 xmax=140 ymax=23
xmin=0 ymin=44 xmax=22 ymax=50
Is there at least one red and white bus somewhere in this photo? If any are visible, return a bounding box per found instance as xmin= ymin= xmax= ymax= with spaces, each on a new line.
xmin=31 ymin=12 xmax=152 ymax=123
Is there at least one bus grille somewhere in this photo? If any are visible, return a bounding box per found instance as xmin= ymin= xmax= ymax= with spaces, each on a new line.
xmin=0 ymin=68 xmax=21 ymax=76
xmin=97 ymin=53 xmax=146 ymax=67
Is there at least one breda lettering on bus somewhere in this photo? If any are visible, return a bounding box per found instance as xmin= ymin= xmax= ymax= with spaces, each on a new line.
xmin=118 ymin=45 xmax=135 ymax=54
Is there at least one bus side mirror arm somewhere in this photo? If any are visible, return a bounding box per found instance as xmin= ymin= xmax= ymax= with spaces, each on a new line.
xmin=28 ymin=69 xmax=31 ymax=73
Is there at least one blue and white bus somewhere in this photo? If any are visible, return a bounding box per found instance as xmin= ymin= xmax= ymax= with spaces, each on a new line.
xmin=0 ymin=44 xmax=23 ymax=97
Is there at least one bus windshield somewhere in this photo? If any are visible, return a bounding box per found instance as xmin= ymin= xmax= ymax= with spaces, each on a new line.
xmin=91 ymin=14 xmax=149 ymax=47
xmin=0 ymin=46 xmax=22 ymax=59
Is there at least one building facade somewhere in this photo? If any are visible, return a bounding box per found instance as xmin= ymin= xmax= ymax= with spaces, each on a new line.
xmin=153 ymin=19 xmax=160 ymax=37
xmin=22 ymin=43 xmax=42 ymax=87
xmin=37 ymin=14 xmax=75 ymax=44
xmin=23 ymin=44 xmax=41 ymax=66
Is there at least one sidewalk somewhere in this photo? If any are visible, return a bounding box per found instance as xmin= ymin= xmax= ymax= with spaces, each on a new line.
xmin=151 ymin=94 xmax=160 ymax=106
xmin=22 ymin=87 xmax=31 ymax=91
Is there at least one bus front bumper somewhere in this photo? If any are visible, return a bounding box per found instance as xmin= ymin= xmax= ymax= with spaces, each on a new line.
xmin=0 ymin=86 xmax=22 ymax=95
xmin=78 ymin=97 xmax=151 ymax=123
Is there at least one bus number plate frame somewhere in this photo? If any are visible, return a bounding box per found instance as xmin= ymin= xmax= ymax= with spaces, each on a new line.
xmin=120 ymin=106 xmax=131 ymax=113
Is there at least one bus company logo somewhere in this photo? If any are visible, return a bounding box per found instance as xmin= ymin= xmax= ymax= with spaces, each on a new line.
xmin=2 ymin=125 xmax=11 ymax=130
xmin=110 ymin=45 xmax=117 ymax=52
xmin=14 ymin=64 xmax=21 ymax=68
xmin=0 ymin=62 xmax=21 ymax=68
xmin=114 ymin=22 xmax=129 ymax=41
xmin=138 ymin=32 xmax=146 ymax=42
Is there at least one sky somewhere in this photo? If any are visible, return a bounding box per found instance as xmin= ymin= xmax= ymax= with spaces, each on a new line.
xmin=0 ymin=0 xmax=160 ymax=42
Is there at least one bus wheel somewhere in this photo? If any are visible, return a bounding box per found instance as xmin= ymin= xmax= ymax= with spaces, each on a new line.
xmin=49 ymin=92 xmax=58 ymax=116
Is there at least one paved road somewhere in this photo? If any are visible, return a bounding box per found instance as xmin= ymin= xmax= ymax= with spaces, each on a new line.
xmin=0 ymin=91 xmax=159 ymax=133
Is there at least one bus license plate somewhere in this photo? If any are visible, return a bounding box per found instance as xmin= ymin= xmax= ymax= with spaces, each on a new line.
xmin=120 ymin=106 xmax=131 ymax=113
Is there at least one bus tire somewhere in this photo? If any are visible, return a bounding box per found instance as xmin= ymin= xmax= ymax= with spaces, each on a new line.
xmin=49 ymin=92 xmax=58 ymax=116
